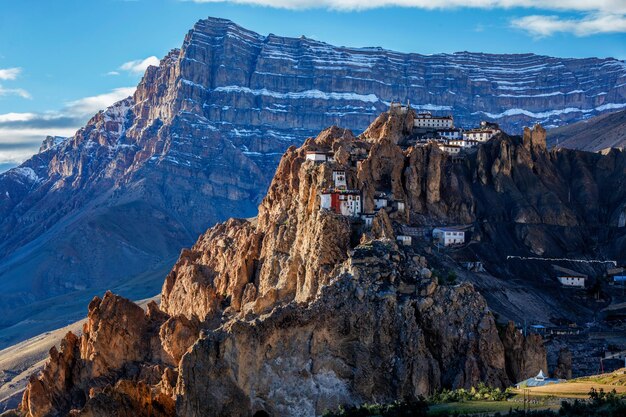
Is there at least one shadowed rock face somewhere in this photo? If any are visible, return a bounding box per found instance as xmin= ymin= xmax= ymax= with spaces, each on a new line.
xmin=547 ymin=109 xmax=626 ymax=152
xmin=11 ymin=111 xmax=566 ymax=417
xmin=0 ymin=17 xmax=625 ymax=346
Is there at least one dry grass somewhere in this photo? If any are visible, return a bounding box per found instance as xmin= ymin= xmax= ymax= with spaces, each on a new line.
xmin=573 ymin=368 xmax=626 ymax=386
xmin=514 ymin=378 xmax=626 ymax=399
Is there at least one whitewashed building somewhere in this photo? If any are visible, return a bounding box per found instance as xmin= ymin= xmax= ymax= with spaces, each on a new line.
xmin=333 ymin=170 xmax=347 ymax=189
xmin=463 ymin=128 xmax=500 ymax=143
xmin=397 ymin=235 xmax=412 ymax=246
xmin=414 ymin=112 xmax=454 ymax=129
xmin=361 ymin=213 xmax=375 ymax=227
xmin=448 ymin=138 xmax=466 ymax=147
xmin=553 ymin=265 xmax=587 ymax=288
xmin=438 ymin=143 xmax=462 ymax=154
xmin=320 ymin=189 xmax=362 ymax=216
xmin=558 ymin=276 xmax=586 ymax=288
xmin=437 ymin=128 xmax=462 ymax=140
xmin=339 ymin=192 xmax=362 ymax=216
xmin=320 ymin=192 xmax=332 ymax=210
xmin=306 ymin=151 xmax=330 ymax=162
xmin=433 ymin=227 xmax=466 ymax=246
xmin=374 ymin=194 xmax=388 ymax=209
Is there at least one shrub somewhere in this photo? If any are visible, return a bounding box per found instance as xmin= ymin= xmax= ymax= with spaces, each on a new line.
xmin=429 ymin=383 xmax=510 ymax=403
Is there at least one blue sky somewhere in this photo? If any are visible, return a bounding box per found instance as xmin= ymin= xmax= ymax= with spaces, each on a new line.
xmin=0 ymin=0 xmax=624 ymax=171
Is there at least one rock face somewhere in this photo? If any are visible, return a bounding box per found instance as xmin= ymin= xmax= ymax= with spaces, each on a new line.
xmin=501 ymin=322 xmax=548 ymax=383
xmin=18 ymin=292 xmax=174 ymax=417
xmin=0 ymin=17 xmax=625 ymax=347
xmin=10 ymin=110 xmax=571 ymax=417
xmin=552 ymin=348 xmax=573 ymax=380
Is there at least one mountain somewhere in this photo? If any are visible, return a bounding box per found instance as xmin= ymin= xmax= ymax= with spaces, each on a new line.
xmin=547 ymin=109 xmax=626 ymax=152
xmin=9 ymin=109 xmax=561 ymax=417
xmin=11 ymin=107 xmax=626 ymax=416
xmin=1 ymin=16 xmax=626 ymax=348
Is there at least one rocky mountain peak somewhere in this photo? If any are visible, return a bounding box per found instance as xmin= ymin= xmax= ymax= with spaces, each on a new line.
xmin=38 ymin=136 xmax=67 ymax=153
xmin=523 ymin=123 xmax=547 ymax=151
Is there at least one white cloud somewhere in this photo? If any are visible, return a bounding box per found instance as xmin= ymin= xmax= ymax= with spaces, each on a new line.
xmin=0 ymin=67 xmax=30 ymax=98
xmin=0 ymin=85 xmax=31 ymax=99
xmin=0 ymin=113 xmax=37 ymax=123
xmin=511 ymin=13 xmax=626 ymax=37
xmin=0 ymin=87 xmax=136 ymax=169
xmin=64 ymin=87 xmax=136 ymax=117
xmin=187 ymin=0 xmax=626 ymax=36
xmin=0 ymin=67 xmax=21 ymax=81
xmin=106 ymin=71 xmax=121 ymax=76
xmin=184 ymin=0 xmax=626 ymax=14
xmin=119 ymin=56 xmax=160 ymax=75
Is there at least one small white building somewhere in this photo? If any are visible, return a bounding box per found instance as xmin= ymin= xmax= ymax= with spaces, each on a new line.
xmin=397 ymin=235 xmax=412 ymax=246
xmin=438 ymin=143 xmax=462 ymax=154
xmin=339 ymin=193 xmax=362 ymax=216
xmin=374 ymin=194 xmax=388 ymax=209
xmin=320 ymin=192 xmax=332 ymax=210
xmin=333 ymin=170 xmax=347 ymax=189
xmin=437 ymin=128 xmax=462 ymax=140
xmin=553 ymin=265 xmax=587 ymax=288
xmin=414 ymin=112 xmax=454 ymax=129
xmin=320 ymin=189 xmax=362 ymax=216
xmin=361 ymin=213 xmax=375 ymax=228
xmin=463 ymin=128 xmax=500 ymax=143
xmin=306 ymin=151 xmax=330 ymax=162
xmin=448 ymin=138 xmax=465 ymax=147
xmin=433 ymin=227 xmax=466 ymax=246
xmin=558 ymin=276 xmax=586 ymax=288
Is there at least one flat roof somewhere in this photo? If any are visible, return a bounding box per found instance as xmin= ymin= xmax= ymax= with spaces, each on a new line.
xmin=434 ymin=226 xmax=468 ymax=232
xmin=416 ymin=115 xmax=453 ymax=119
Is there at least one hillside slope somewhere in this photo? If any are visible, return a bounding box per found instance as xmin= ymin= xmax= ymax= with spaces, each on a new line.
xmin=547 ymin=109 xmax=626 ymax=151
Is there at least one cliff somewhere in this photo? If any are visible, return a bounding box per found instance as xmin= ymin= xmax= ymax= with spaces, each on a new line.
xmin=0 ymin=17 xmax=625 ymax=348
xmin=7 ymin=109 xmax=563 ymax=417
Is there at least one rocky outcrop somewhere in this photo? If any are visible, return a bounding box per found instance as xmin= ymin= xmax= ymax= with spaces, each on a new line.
xmin=12 ymin=110 xmax=577 ymax=417
xmin=16 ymin=293 xmax=176 ymax=417
xmin=38 ymin=136 xmax=66 ymax=153
xmin=500 ymin=322 xmax=548 ymax=383
xmin=1 ymin=17 xmax=625 ymax=349
xmin=552 ymin=348 xmax=573 ymax=380
xmin=177 ymin=243 xmax=508 ymax=417
xmin=14 ymin=104 xmax=626 ymax=416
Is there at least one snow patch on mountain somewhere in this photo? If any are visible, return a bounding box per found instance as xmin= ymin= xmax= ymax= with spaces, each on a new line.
xmin=213 ymin=86 xmax=380 ymax=103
